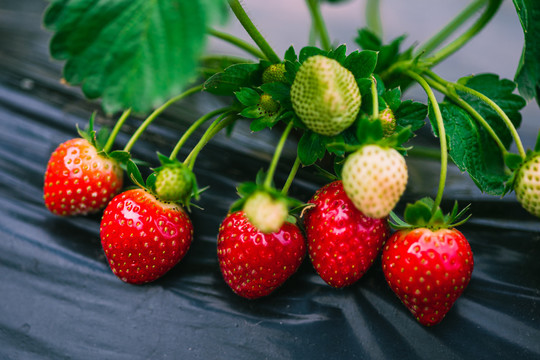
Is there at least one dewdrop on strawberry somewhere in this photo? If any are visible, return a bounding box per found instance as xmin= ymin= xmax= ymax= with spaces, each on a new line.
xmin=243 ymin=191 xmax=288 ymax=234
xmin=342 ymin=144 xmax=408 ymax=219
xmin=290 ymin=55 xmax=361 ymax=136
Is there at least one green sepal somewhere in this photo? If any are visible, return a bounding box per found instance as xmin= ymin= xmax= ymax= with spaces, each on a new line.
xmin=299 ymin=46 xmax=326 ymax=63
xmin=326 ymin=44 xmax=347 ymax=64
xmin=127 ymin=160 xmax=145 ymax=188
xmin=109 ymin=150 xmax=131 ymax=165
xmin=534 ymin=130 xmax=540 ymax=152
xmin=77 ymin=112 xmax=98 ymax=149
xmin=204 ymin=62 xmax=262 ymax=96
xmin=504 ymin=152 xmax=524 ymax=170
xmin=298 ymin=131 xmax=330 ymax=166
xmin=343 ymin=50 xmax=378 ymax=80
xmin=235 ymin=87 xmax=260 ymax=106
xmin=389 ymin=197 xmax=471 ymax=230
xmin=260 ymin=82 xmax=291 ymax=106
xmin=284 ymin=46 xmax=297 ymax=62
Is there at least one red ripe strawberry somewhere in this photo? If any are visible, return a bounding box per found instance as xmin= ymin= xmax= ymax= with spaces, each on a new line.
xmin=381 ymin=228 xmax=474 ymax=326
xmin=100 ymin=188 xmax=193 ymax=284
xmin=44 ymin=138 xmax=123 ymax=216
xmin=303 ymin=180 xmax=389 ymax=288
xmin=217 ymin=211 xmax=306 ymax=299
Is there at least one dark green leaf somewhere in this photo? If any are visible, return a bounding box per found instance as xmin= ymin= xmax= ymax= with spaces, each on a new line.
xmin=355 ymin=28 xmax=381 ymax=51
xmin=354 ymin=28 xmax=407 ymax=73
xmin=456 ymin=73 xmax=526 ymax=148
xmin=299 ymin=46 xmax=326 ymax=63
xmin=284 ymin=60 xmax=300 ymax=85
xmin=145 ymin=172 xmax=157 ymax=192
xmin=327 ymin=44 xmax=347 ymax=64
xmin=204 ymin=63 xmax=262 ymax=96
xmin=513 ymin=0 xmax=540 ymax=104
xmin=127 ymin=160 xmax=144 ymax=188
xmin=298 ymin=131 xmax=327 ymax=166
xmin=431 ymin=102 xmax=509 ymax=195
xmin=109 ymin=150 xmax=131 ymax=164
xmin=382 ymin=88 xmax=402 ymax=111
xmin=240 ymin=106 xmax=263 ymax=119
xmin=44 ymin=0 xmax=226 ymax=114
xmin=96 ymin=127 xmax=110 ymax=151
xmin=343 ymin=50 xmax=378 ymax=80
xmin=284 ymin=46 xmax=297 ymax=62
xmin=235 ymin=87 xmax=260 ymax=106
xmin=404 ymin=199 xmax=433 ymax=226
xmin=395 ymin=100 xmax=427 ymax=131
xmin=260 ymin=82 xmax=291 ymax=103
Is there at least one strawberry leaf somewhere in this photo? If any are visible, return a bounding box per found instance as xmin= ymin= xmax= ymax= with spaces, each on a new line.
xmin=44 ymin=0 xmax=227 ymax=114
xmin=235 ymin=88 xmax=260 ymax=106
xmin=513 ymin=0 xmax=540 ymax=104
xmin=343 ymin=50 xmax=378 ymax=80
xmin=284 ymin=46 xmax=297 ymax=62
xmin=299 ymin=46 xmax=326 ymax=63
xmin=298 ymin=131 xmax=328 ymax=166
xmin=204 ymin=63 xmax=262 ymax=96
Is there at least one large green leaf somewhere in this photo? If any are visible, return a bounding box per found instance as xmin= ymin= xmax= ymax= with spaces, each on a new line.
xmin=513 ymin=0 xmax=540 ymax=104
xmin=431 ymin=103 xmax=509 ymax=195
xmin=44 ymin=0 xmax=227 ymax=114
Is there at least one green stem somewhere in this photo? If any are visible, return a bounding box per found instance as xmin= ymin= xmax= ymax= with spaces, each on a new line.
xmin=169 ymin=107 xmax=231 ymax=160
xmin=370 ymin=76 xmax=379 ymax=119
xmin=306 ymin=0 xmax=332 ymax=51
xmin=123 ymin=84 xmax=203 ymax=152
xmin=365 ymin=0 xmax=383 ymax=39
xmin=422 ymin=70 xmax=509 ymax=156
xmin=426 ymin=0 xmax=503 ymax=65
xmin=208 ymin=28 xmax=266 ymax=59
xmin=264 ymin=121 xmax=294 ymax=189
xmin=184 ymin=113 xmax=238 ymax=170
xmin=104 ymin=108 xmax=131 ymax=153
xmin=281 ymin=156 xmax=301 ymax=195
xmin=452 ymin=81 xmax=526 ymax=159
xmin=405 ymin=70 xmax=448 ymax=214
xmin=227 ymin=0 xmax=281 ymax=64
xmin=415 ymin=0 xmax=486 ymax=57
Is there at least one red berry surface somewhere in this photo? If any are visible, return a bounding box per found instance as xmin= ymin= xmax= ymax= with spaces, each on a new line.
xmin=100 ymin=188 xmax=193 ymax=284
xmin=303 ymin=180 xmax=389 ymax=288
xmin=381 ymin=228 xmax=474 ymax=326
xmin=44 ymin=138 xmax=123 ymax=216
xmin=217 ymin=211 xmax=306 ymax=299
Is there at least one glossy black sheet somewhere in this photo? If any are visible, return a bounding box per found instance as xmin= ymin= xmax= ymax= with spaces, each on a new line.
xmin=1 ymin=1 xmax=539 ymax=359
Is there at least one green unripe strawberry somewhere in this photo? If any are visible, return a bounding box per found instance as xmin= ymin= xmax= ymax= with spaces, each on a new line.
xmin=290 ymin=55 xmax=361 ymax=136
xmin=262 ymin=63 xmax=287 ymax=84
xmin=155 ymin=164 xmax=193 ymax=203
xmin=342 ymin=144 xmax=408 ymax=219
xmin=243 ymin=191 xmax=288 ymax=233
xmin=514 ymin=154 xmax=540 ymax=217
xmin=258 ymin=93 xmax=280 ymax=115
xmin=380 ymin=107 xmax=397 ymax=137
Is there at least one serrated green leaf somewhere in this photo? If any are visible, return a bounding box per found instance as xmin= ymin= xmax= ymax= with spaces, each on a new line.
xmin=298 ymin=131 xmax=327 ymax=166
xmin=513 ymin=0 xmax=540 ymax=104
xmin=44 ymin=0 xmax=226 ymax=114
xmin=456 ymin=74 xmax=526 ymax=148
xmin=343 ymin=50 xmax=378 ymax=80
xmin=431 ymin=102 xmax=509 ymax=195
xmin=204 ymin=63 xmax=262 ymax=96
xmin=109 ymin=150 xmax=131 ymax=164
xmin=260 ymin=82 xmax=291 ymax=103
xmin=354 ymin=28 xmax=407 ymax=73
xmin=327 ymin=44 xmax=347 ymax=64
xmin=299 ymin=46 xmax=326 ymax=63
xmin=284 ymin=46 xmax=297 ymax=62
xmin=284 ymin=60 xmax=300 ymax=85
xmin=240 ymin=106 xmax=263 ymax=119
xmin=382 ymin=88 xmax=402 ymax=111
xmin=395 ymin=100 xmax=427 ymax=131
xmin=235 ymin=87 xmax=260 ymax=106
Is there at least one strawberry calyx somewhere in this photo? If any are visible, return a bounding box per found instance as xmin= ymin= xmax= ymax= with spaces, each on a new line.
xmin=125 ymin=154 xmax=202 ymax=210
xmin=389 ymin=197 xmax=471 ymax=231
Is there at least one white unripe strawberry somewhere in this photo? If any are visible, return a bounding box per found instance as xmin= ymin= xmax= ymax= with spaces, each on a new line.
xmin=290 ymin=55 xmax=361 ymax=136
xmin=514 ymin=154 xmax=540 ymax=217
xmin=243 ymin=191 xmax=288 ymax=233
xmin=341 ymin=145 xmax=408 ymax=218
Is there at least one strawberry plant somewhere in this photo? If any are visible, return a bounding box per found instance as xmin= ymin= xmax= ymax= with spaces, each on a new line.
xmin=40 ymin=0 xmax=540 ymax=325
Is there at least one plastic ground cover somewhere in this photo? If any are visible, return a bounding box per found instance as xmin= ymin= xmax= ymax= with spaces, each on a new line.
xmin=0 ymin=1 xmax=539 ymax=359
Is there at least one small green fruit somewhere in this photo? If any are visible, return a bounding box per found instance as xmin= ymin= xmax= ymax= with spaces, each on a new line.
xmin=290 ymin=55 xmax=361 ymax=136
xmin=380 ymin=107 xmax=397 ymax=137
xmin=243 ymin=191 xmax=288 ymax=233
xmin=258 ymin=93 xmax=280 ymax=115
xmin=515 ymin=154 xmax=540 ymax=217
xmin=262 ymin=63 xmax=287 ymax=84
xmin=155 ymin=165 xmax=193 ymax=203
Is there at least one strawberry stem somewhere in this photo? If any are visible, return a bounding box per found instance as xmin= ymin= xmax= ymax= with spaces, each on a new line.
xmin=227 ymin=0 xmax=281 ymax=64
xmin=169 ymin=107 xmax=232 ymax=161
xmin=414 ymin=0 xmax=486 ymax=58
xmin=281 ymin=156 xmax=301 ymax=195
xmin=264 ymin=121 xmax=294 ymax=190
xmin=404 ymin=70 xmax=448 ymax=214
xmin=306 ymin=0 xmax=332 ymax=52
xmin=123 ymin=84 xmax=203 ymax=153
xmin=103 ymin=108 xmax=131 ymax=153
xmin=370 ymin=76 xmax=379 ymax=120
xmin=422 ymin=70 xmax=510 ymax=157
xmin=208 ymin=28 xmax=266 ymax=60
xmin=365 ymin=0 xmax=383 ymax=39
xmin=184 ymin=112 xmax=239 ymax=170
xmin=423 ymin=0 xmax=502 ymax=66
